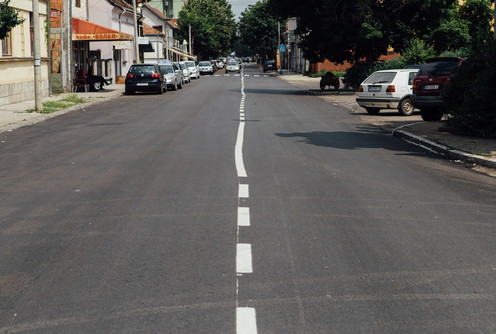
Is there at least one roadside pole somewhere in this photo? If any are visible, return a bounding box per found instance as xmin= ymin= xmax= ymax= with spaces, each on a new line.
xmin=132 ymin=0 xmax=139 ymax=63
xmin=33 ymin=0 xmax=43 ymax=112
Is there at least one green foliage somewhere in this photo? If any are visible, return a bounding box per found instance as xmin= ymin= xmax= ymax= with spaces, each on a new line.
xmin=443 ymin=42 xmax=496 ymax=138
xmin=177 ymin=0 xmax=236 ymax=59
xmin=268 ymin=0 xmax=461 ymax=65
xmin=238 ymin=0 xmax=283 ymax=61
xmin=0 ymin=0 xmax=25 ymax=40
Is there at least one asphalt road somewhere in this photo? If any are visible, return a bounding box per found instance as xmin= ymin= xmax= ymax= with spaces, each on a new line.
xmin=0 ymin=63 xmax=495 ymax=333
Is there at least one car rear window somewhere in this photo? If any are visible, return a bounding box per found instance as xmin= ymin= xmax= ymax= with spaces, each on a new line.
xmin=418 ymin=61 xmax=459 ymax=76
xmin=265 ymin=60 xmax=275 ymax=65
xmin=364 ymin=72 xmax=397 ymax=84
xmin=159 ymin=65 xmax=174 ymax=74
xmin=129 ymin=65 xmax=156 ymax=75
xmin=185 ymin=61 xmax=195 ymax=67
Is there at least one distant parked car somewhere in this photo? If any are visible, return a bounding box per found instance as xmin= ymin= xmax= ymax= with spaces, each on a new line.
xmin=157 ymin=61 xmax=181 ymax=91
xmin=179 ymin=61 xmax=191 ymax=83
xmin=412 ymin=57 xmax=464 ymax=121
xmin=263 ymin=59 xmax=277 ymax=72
xmin=171 ymin=62 xmax=185 ymax=89
xmin=198 ymin=61 xmax=214 ymax=75
xmin=225 ymin=59 xmax=241 ymax=73
xmin=356 ymin=69 xmax=419 ymax=116
xmin=125 ymin=63 xmax=167 ymax=95
xmin=185 ymin=61 xmax=200 ymax=79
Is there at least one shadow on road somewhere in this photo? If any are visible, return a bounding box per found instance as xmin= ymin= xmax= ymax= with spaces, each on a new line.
xmin=275 ymin=126 xmax=436 ymax=157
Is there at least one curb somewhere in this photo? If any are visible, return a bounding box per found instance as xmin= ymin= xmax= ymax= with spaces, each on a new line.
xmin=392 ymin=124 xmax=496 ymax=169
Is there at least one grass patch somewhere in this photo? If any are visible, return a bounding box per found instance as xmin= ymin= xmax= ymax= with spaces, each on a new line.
xmin=27 ymin=94 xmax=87 ymax=114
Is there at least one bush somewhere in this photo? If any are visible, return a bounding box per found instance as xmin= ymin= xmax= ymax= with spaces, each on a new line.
xmin=443 ymin=42 xmax=496 ymax=138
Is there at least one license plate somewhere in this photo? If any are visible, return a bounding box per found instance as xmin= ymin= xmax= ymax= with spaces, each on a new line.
xmin=368 ymin=86 xmax=381 ymax=92
xmin=424 ymin=84 xmax=439 ymax=90
xmin=137 ymin=83 xmax=148 ymax=86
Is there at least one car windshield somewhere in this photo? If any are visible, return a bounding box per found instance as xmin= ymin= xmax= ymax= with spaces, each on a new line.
xmin=227 ymin=60 xmax=238 ymax=65
xmin=418 ymin=61 xmax=459 ymax=76
xmin=179 ymin=63 xmax=186 ymax=69
xmin=364 ymin=72 xmax=396 ymax=84
xmin=198 ymin=61 xmax=211 ymax=66
xmin=129 ymin=65 xmax=156 ymax=75
xmin=185 ymin=61 xmax=195 ymax=67
xmin=159 ymin=65 xmax=174 ymax=74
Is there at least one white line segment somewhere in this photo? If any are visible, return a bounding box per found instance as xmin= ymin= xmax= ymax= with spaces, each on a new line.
xmin=238 ymin=207 xmax=250 ymax=227
xmin=237 ymin=307 xmax=258 ymax=334
xmin=237 ymin=243 xmax=253 ymax=273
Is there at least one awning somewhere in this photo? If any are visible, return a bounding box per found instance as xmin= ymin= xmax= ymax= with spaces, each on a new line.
xmin=72 ymin=18 xmax=133 ymax=41
xmin=170 ymin=47 xmax=197 ymax=60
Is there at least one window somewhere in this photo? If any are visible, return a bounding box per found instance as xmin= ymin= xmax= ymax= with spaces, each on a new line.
xmin=76 ymin=0 xmax=81 ymax=8
xmin=153 ymin=25 xmax=163 ymax=33
xmin=2 ymin=35 xmax=12 ymax=56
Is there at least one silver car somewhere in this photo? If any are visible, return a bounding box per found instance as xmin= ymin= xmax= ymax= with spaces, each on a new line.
xmin=179 ymin=62 xmax=191 ymax=83
xmin=185 ymin=61 xmax=200 ymax=79
xmin=171 ymin=62 xmax=185 ymax=89
xmin=158 ymin=62 xmax=181 ymax=91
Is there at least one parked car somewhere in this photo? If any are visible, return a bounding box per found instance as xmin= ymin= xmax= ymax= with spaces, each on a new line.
xmin=125 ymin=63 xmax=167 ymax=95
xmin=263 ymin=59 xmax=277 ymax=72
xmin=356 ymin=69 xmax=419 ymax=116
xmin=225 ymin=59 xmax=241 ymax=73
xmin=171 ymin=62 xmax=185 ymax=89
xmin=157 ymin=61 xmax=181 ymax=91
xmin=411 ymin=57 xmax=464 ymax=121
xmin=198 ymin=61 xmax=214 ymax=75
xmin=215 ymin=59 xmax=225 ymax=69
xmin=179 ymin=61 xmax=191 ymax=83
xmin=185 ymin=61 xmax=200 ymax=79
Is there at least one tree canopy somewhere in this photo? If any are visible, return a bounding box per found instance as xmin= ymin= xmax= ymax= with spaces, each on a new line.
xmin=267 ymin=0 xmax=487 ymax=65
xmin=177 ymin=0 xmax=236 ymax=59
xmin=238 ymin=0 xmax=284 ymax=61
xmin=0 ymin=0 xmax=24 ymax=40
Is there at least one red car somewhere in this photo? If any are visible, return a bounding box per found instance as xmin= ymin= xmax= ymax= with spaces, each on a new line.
xmin=411 ymin=57 xmax=464 ymax=121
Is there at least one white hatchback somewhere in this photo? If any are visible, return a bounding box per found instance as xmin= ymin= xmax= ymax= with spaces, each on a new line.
xmin=356 ymin=69 xmax=418 ymax=116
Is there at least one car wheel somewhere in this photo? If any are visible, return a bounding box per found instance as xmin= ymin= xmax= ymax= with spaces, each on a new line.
xmin=92 ymin=81 xmax=101 ymax=91
xmin=420 ymin=108 xmax=443 ymax=121
xmin=398 ymin=98 xmax=414 ymax=116
xmin=366 ymin=107 xmax=380 ymax=115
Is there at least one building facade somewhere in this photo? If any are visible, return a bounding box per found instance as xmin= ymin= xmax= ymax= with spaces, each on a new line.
xmin=0 ymin=0 xmax=49 ymax=106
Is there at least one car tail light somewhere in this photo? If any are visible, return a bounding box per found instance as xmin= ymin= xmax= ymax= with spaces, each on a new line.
xmin=358 ymin=86 xmax=364 ymax=92
xmin=386 ymin=85 xmax=395 ymax=92
xmin=412 ymin=79 xmax=420 ymax=92
xmin=126 ymin=73 xmax=134 ymax=79
xmin=152 ymin=72 xmax=161 ymax=78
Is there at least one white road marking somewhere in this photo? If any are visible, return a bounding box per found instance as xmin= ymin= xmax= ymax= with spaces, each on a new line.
xmin=238 ymin=207 xmax=250 ymax=227
xmin=239 ymin=184 xmax=249 ymax=198
xmin=237 ymin=243 xmax=253 ymax=273
xmin=237 ymin=307 xmax=258 ymax=334
xmin=235 ymin=123 xmax=248 ymax=178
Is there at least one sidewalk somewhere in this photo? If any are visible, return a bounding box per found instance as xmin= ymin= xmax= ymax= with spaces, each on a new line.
xmin=278 ymin=74 xmax=496 ymax=170
xmin=0 ymin=84 xmax=124 ymax=133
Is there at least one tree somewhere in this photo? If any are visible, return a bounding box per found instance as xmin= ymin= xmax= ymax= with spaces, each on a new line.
xmin=267 ymin=0 xmax=462 ymax=65
xmin=177 ymin=0 xmax=236 ymax=59
xmin=0 ymin=0 xmax=24 ymax=40
xmin=238 ymin=1 xmax=283 ymax=61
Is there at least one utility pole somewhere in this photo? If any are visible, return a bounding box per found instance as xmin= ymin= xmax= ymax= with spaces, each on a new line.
xmin=132 ymin=0 xmax=139 ymax=63
xmin=33 ymin=0 xmax=43 ymax=112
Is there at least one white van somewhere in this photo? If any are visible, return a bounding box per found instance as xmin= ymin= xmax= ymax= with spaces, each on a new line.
xmin=356 ymin=69 xmax=418 ymax=116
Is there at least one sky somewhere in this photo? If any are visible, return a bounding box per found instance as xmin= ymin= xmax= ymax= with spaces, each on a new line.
xmin=228 ymin=0 xmax=259 ymax=20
